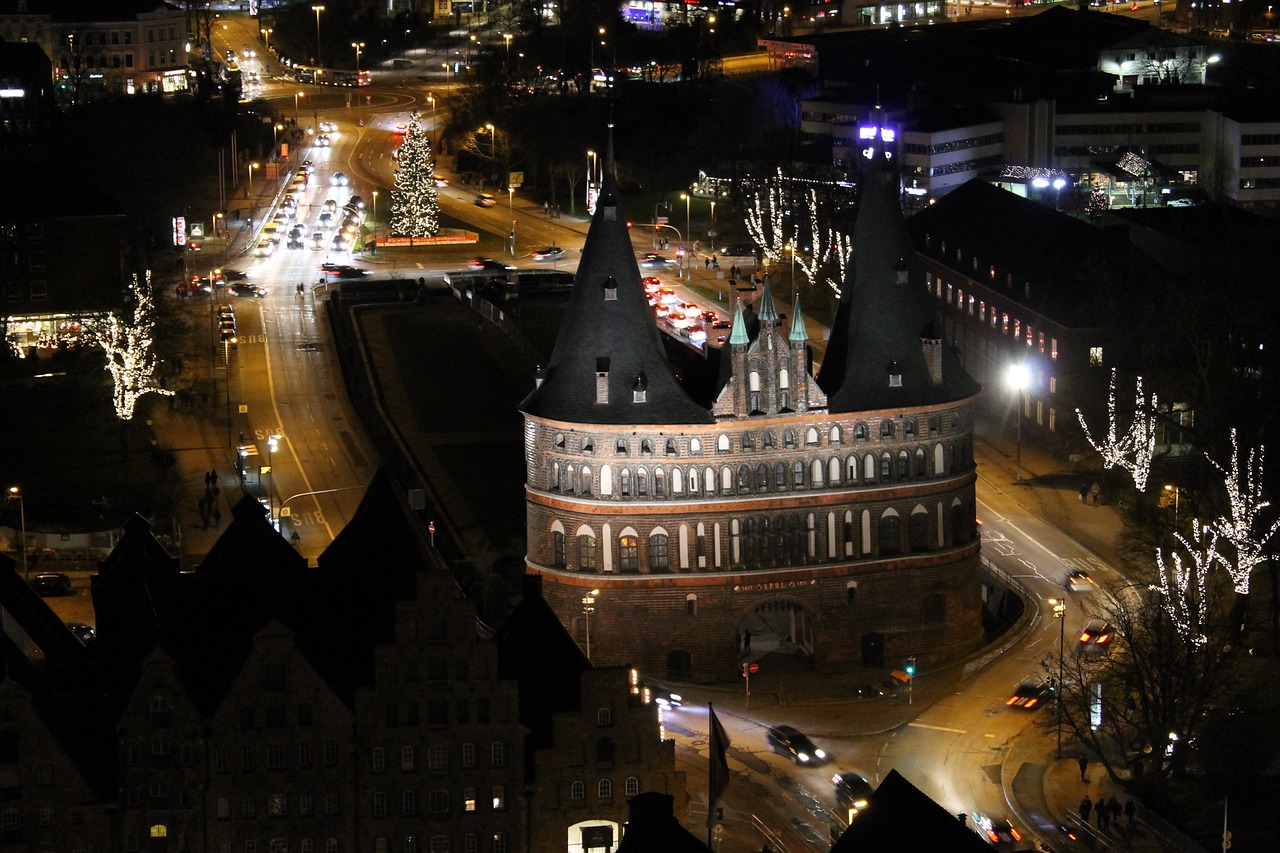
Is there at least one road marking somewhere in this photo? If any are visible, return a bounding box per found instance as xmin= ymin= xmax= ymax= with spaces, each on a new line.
xmin=907 ymin=722 xmax=967 ymax=734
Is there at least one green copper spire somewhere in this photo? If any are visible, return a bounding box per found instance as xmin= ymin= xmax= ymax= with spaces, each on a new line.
xmin=788 ymin=292 xmax=808 ymax=343
xmin=728 ymin=299 xmax=750 ymax=346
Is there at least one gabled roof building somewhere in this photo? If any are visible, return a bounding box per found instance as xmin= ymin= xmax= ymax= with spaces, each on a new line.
xmin=521 ymin=129 xmax=983 ymax=680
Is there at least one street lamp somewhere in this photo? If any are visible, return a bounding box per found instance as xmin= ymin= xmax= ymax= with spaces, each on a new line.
xmin=679 ymin=191 xmax=690 ymax=247
xmin=582 ymin=588 xmax=600 ymax=659
xmin=484 ymin=122 xmax=495 ymax=167
xmin=260 ymin=27 xmax=272 ymax=49
xmin=371 ymin=190 xmax=377 ymax=254
xmin=1006 ymin=362 xmax=1030 ymax=481
xmin=6 ymin=486 xmax=27 ymax=581
xmin=1164 ymin=483 xmax=1180 ymax=529
xmin=310 ymin=5 xmax=325 ymax=65
xmin=441 ymin=62 xmax=450 ymax=86
xmin=294 ymin=90 xmax=302 ymax=123
xmin=1048 ymin=598 xmax=1067 ymax=758
xmin=502 ymin=32 xmax=513 ymax=72
xmin=247 ymin=161 xmax=260 ymax=199
xmin=266 ymin=433 xmax=281 ymax=526
xmin=351 ymin=42 xmax=365 ymax=75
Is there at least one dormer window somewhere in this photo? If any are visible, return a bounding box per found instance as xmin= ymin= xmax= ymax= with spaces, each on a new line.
xmin=888 ymin=362 xmax=902 ymax=388
xmin=896 ymin=259 xmax=908 ymax=286
xmin=615 ymin=439 xmax=628 ymax=456
xmin=665 ymin=439 xmax=677 ymax=456
xmin=632 ymin=370 xmax=648 ymax=403
xmin=604 ymin=276 xmax=618 ymax=301
xmin=641 ymin=439 xmax=653 ymax=455
xmin=595 ymin=358 xmax=610 ymax=404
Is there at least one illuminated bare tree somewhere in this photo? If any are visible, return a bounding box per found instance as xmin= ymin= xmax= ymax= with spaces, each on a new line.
xmin=1076 ymin=369 xmax=1159 ymax=492
xmin=793 ymin=188 xmax=829 ymax=290
xmin=743 ymin=168 xmax=790 ymax=267
xmin=1152 ymin=520 xmax=1220 ymax=644
xmin=1207 ymin=428 xmax=1280 ymax=597
xmin=824 ymin=229 xmax=853 ymax=299
xmin=93 ymin=271 xmax=174 ymax=423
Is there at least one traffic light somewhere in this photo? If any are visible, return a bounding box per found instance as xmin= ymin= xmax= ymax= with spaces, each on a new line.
xmin=905 ymin=656 xmax=917 ymax=677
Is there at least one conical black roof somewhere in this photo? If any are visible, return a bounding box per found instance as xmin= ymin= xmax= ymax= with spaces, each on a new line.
xmin=520 ymin=133 xmax=713 ymax=426
xmin=824 ymin=138 xmax=980 ymax=412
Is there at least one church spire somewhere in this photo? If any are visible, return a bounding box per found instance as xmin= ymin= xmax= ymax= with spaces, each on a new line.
xmin=788 ymin=292 xmax=808 ymax=344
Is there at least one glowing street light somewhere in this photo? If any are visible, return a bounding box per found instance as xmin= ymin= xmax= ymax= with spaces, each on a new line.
xmin=310 ymin=5 xmax=325 ymax=64
xmin=502 ymin=32 xmax=513 ymax=72
xmin=6 ymin=486 xmax=27 ymax=581
xmin=247 ymin=161 xmax=260 ymax=198
xmin=441 ymin=62 xmax=450 ymax=86
xmin=582 ymin=588 xmax=601 ymax=659
xmin=484 ymin=122 xmax=495 ymax=164
xmin=351 ymin=42 xmax=365 ymax=75
xmin=679 ymin=191 xmax=690 ymax=245
xmin=260 ymin=27 xmax=272 ymax=49
xmin=371 ymin=190 xmax=378 ymax=254
xmin=294 ymin=89 xmax=302 ymax=123
xmin=1048 ymin=598 xmax=1067 ymax=758
xmin=266 ymin=434 xmax=281 ymax=525
xmin=1006 ymin=362 xmax=1030 ymax=481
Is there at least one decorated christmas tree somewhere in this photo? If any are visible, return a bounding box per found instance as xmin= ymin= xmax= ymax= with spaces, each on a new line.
xmin=389 ymin=111 xmax=440 ymax=239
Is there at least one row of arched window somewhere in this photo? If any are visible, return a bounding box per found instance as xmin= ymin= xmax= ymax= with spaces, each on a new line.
xmin=551 ymin=416 xmax=955 ymax=458
xmin=546 ymin=499 xmax=976 ymax=574
xmin=545 ymin=442 xmax=972 ymax=498
xmin=569 ymin=775 xmax=641 ymax=801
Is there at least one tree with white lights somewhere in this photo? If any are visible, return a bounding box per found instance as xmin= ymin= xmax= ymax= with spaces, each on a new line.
xmin=1076 ymin=368 xmax=1159 ymax=492
xmin=389 ymin=111 xmax=441 ymax=240
xmin=792 ymin=188 xmax=829 ymax=291
xmin=824 ymin=228 xmax=853 ymax=299
xmin=93 ymin=270 xmax=173 ymax=427
xmin=1152 ymin=520 xmax=1220 ymax=644
xmin=1206 ymin=428 xmax=1280 ymax=598
xmin=743 ymin=168 xmax=791 ymax=267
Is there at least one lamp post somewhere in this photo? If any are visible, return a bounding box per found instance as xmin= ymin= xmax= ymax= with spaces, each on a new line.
xmin=484 ymin=122 xmax=496 ymax=177
xmin=426 ymin=93 xmax=436 ymax=145
xmin=7 ymin=486 xmax=27 ymax=581
xmin=351 ymin=42 xmax=365 ymax=75
xmin=1164 ymin=483 xmax=1180 ymax=529
xmin=441 ymin=62 xmax=450 ymax=86
xmin=266 ymin=433 xmax=281 ymax=527
xmin=247 ymin=161 xmax=259 ymax=199
xmin=1049 ymin=598 xmax=1067 ymax=758
xmin=709 ymin=199 xmax=716 ymax=233
xmin=582 ymin=588 xmax=600 ymax=659
xmin=260 ymin=27 xmax=272 ymax=49
xmin=502 ymin=32 xmax=512 ymax=73
xmin=680 ymin=190 xmax=690 ymax=245
xmin=371 ymin=190 xmax=378 ymax=254
xmin=294 ymin=90 xmax=302 ymax=123
xmin=310 ymin=5 xmax=325 ymax=65
xmin=1006 ymin=362 xmax=1029 ymax=481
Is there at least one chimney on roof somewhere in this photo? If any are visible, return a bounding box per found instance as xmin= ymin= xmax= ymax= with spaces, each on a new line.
xmin=595 ymin=358 xmax=610 ymax=404
xmin=922 ymin=322 xmax=943 ymax=386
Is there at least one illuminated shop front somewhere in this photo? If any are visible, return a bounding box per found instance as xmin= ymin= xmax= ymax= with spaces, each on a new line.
xmin=5 ymin=311 xmax=107 ymax=358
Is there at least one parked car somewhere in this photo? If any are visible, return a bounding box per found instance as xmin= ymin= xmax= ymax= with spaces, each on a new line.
xmin=766 ymin=725 xmax=828 ymax=765
xmin=31 ymin=572 xmax=72 ymax=597
xmin=66 ymin=622 xmax=97 ymax=643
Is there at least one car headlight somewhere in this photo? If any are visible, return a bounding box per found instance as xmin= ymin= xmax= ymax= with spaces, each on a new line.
xmin=815 ymin=749 xmax=827 ymax=760
xmin=798 ymin=753 xmax=810 ymax=763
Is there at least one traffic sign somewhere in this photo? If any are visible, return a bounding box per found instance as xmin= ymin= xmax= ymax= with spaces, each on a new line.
xmin=656 ymin=215 xmax=669 ymax=224
xmin=749 ymin=663 xmax=758 ymax=673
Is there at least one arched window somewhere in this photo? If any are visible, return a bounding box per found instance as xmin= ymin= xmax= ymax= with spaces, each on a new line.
xmin=717 ymin=433 xmax=731 ymax=452
xmin=690 ymin=437 xmax=702 ymax=453
xmin=619 ymin=535 xmax=639 ymax=572
xmin=793 ymin=460 xmax=805 ymax=488
xmin=598 ymin=779 xmax=612 ymax=799
xmin=686 ymin=593 xmax=697 ymax=615
xmin=549 ymin=461 xmax=560 ymax=491
xmin=843 ymin=510 xmax=855 ymax=557
xmin=562 ymin=464 xmax=574 ymax=493
xmin=784 ymin=429 xmax=797 ymax=448
xmin=864 ymin=454 xmax=877 ymax=481
xmin=806 ymin=427 xmax=819 ymax=446
xmin=730 ymin=518 xmax=742 ymax=565
xmin=775 ymin=462 xmax=788 ymax=491
xmin=654 ymin=468 xmax=666 ymax=497
xmin=904 ymin=419 xmax=917 ymax=438
xmin=665 ymin=438 xmax=678 ymax=456
xmin=596 ymin=708 xmax=612 ymax=726
xmin=909 ymin=509 xmax=929 ymax=551
xmin=619 ymin=468 xmax=631 ymax=496
xmin=626 ymin=776 xmax=640 ymax=796
xmin=641 ymin=439 xmax=653 ymax=455
xmin=763 ymin=430 xmax=777 ymax=449
xmin=636 ymin=467 xmax=648 ymax=496
xmin=578 ymin=533 xmax=597 ymax=571
xmin=737 ymin=464 xmax=751 ymax=492
xmin=756 ymin=463 xmax=770 ymax=491
xmin=915 ymin=448 xmax=927 ymax=478
xmin=552 ymin=531 xmax=565 ymax=567
xmin=881 ymin=420 xmax=895 ymax=439
xmin=810 ymin=458 xmax=824 ymax=487
xmin=672 ymin=467 xmax=683 ymax=494
xmin=600 ymin=465 xmax=613 ymax=496
xmin=649 ymin=532 xmax=669 ymax=571
xmin=806 ymin=513 xmax=817 ymax=559
xmin=830 ymin=425 xmax=842 ymax=444
xmin=720 ymin=466 xmax=733 ymax=492
xmin=880 ymin=453 xmax=893 ymax=481
xmin=828 ymin=457 xmax=841 ymax=485
xmin=570 ymin=781 xmax=585 ymax=801
xmin=897 ymin=449 xmax=911 ymax=480
xmin=581 ymin=466 xmax=593 ymax=495
xmin=742 ymin=432 xmax=755 ymax=451
xmin=846 ymin=455 xmax=858 ymax=483
xmin=596 ymin=737 xmax=615 ymax=763
xmin=704 ymin=467 xmax=716 ymax=494
xmin=688 ymin=466 xmax=700 ymax=494
xmin=855 ymin=423 xmax=868 ymax=442
xmin=879 ymin=511 xmax=901 ymax=556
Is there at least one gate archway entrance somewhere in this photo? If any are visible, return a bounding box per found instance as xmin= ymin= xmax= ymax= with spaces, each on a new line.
xmin=740 ymin=597 xmax=815 ymax=662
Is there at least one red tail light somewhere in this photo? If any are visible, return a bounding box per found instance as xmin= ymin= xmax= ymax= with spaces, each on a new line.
xmin=1009 ymin=826 xmax=1022 ymax=841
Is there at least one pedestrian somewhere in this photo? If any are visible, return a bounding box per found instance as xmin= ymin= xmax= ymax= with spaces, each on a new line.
xmin=1123 ymin=798 xmax=1136 ymax=825
xmin=1097 ymin=800 xmax=1107 ymax=829
xmin=1078 ymin=755 xmax=1088 ymax=781
xmin=1109 ymin=795 xmax=1122 ymax=826
xmin=743 ymin=629 xmax=752 ymax=654
xmin=1079 ymin=796 xmax=1092 ymax=824
xmin=1090 ymin=482 xmax=1101 ymax=505
xmin=297 ymin=283 xmax=304 ymax=296
xmin=1079 ymin=483 xmax=1089 ymax=503
xmin=543 ymin=200 xmax=550 ymax=217
xmin=204 ymin=470 xmax=212 ymax=489
xmin=705 ymin=257 xmax=711 ymax=270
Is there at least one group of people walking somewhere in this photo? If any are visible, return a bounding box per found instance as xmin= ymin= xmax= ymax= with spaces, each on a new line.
xmin=1079 ymin=792 xmax=1136 ymax=832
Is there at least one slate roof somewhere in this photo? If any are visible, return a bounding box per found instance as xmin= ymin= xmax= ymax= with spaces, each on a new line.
xmin=830 ymin=768 xmax=995 ymax=852
xmin=906 ymin=179 xmax=1146 ymax=329
xmin=520 ymin=133 xmax=713 ymax=426
xmin=820 ymin=139 xmax=980 ymax=412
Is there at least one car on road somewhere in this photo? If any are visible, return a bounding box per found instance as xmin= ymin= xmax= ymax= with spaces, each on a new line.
xmin=832 ymin=772 xmax=875 ymax=819
xmin=332 ymin=172 xmax=350 ymax=186
xmin=1077 ymin=619 xmax=1113 ymax=655
xmin=467 ymin=258 xmax=515 ymax=272
xmin=970 ymin=812 xmax=1025 ymax=848
xmin=434 ymin=177 xmax=450 ymax=187
xmin=766 ymin=725 xmax=827 ymax=765
xmin=66 ymin=622 xmax=96 ymax=644
xmin=1006 ymin=679 xmax=1053 ymax=710
xmin=31 ymin=572 xmax=72 ymax=597
xmin=320 ymin=263 xmax=368 ymax=278
xmin=229 ymin=282 xmax=267 ymax=298
xmin=532 ymin=246 xmax=566 ymax=261
xmin=254 ymin=238 xmax=273 ymax=258
xmin=316 ymin=133 xmax=331 ymax=147
xmin=474 ymin=192 xmax=497 ymax=207
xmin=1065 ymin=570 xmax=1095 ymax=593
xmin=319 ymin=120 xmax=336 ymax=133
xmin=639 ymin=253 xmax=673 ymax=267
